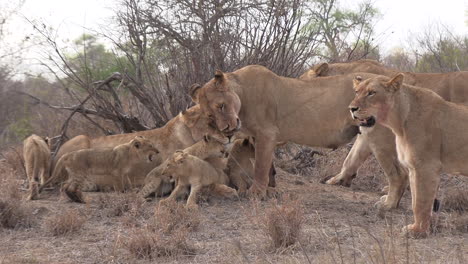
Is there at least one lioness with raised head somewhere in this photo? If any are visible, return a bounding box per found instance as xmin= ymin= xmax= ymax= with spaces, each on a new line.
xmin=190 ymin=65 xmax=386 ymax=198
xmin=139 ymin=134 xmax=227 ymax=199
xmin=159 ymin=151 xmax=237 ymax=209
xmin=349 ymin=73 xmax=468 ymax=237
xmin=40 ymin=136 xmax=160 ymax=203
xmin=23 ymin=134 xmax=51 ymax=200
xmin=301 ymin=60 xmax=468 ymax=211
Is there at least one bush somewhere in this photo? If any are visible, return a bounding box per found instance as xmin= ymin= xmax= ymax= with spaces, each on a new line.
xmin=261 ymin=197 xmax=304 ymax=249
xmin=44 ymin=209 xmax=86 ymax=236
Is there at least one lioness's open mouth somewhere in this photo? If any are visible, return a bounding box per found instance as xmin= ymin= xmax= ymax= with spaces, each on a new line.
xmin=358 ymin=116 xmax=376 ymax=127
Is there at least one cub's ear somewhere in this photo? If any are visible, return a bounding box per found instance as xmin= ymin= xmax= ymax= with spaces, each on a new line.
xmin=189 ymin=83 xmax=202 ymax=103
xmin=353 ymin=76 xmax=363 ymax=88
xmin=384 ymin=73 xmax=404 ymax=92
xmin=313 ymin=63 xmax=329 ymax=76
xmin=242 ymin=138 xmax=250 ymax=146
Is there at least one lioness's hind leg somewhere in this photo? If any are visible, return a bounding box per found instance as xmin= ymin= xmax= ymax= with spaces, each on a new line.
xmin=63 ymin=180 xmax=85 ymax=203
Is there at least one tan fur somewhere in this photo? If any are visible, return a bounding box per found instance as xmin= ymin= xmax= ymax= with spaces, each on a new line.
xmin=301 ymin=59 xmax=468 ymax=104
xmin=159 ymin=151 xmax=237 ymax=209
xmin=40 ymin=136 xmax=160 ymax=203
xmin=23 ymin=134 xmax=51 ymax=200
xmin=303 ymin=60 xmax=468 ymax=212
xmin=349 ymin=74 xmax=468 ymax=237
xmin=139 ymin=135 xmax=227 ymax=199
xmin=51 ymin=105 xmax=227 ymax=195
xmin=225 ymin=138 xmax=255 ymax=196
xmin=191 ymin=65 xmax=382 ymax=197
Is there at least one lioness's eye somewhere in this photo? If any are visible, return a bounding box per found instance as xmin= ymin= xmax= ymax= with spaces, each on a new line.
xmin=367 ymin=91 xmax=376 ymax=96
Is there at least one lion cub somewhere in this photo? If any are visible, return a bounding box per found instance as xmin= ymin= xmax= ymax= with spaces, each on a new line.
xmin=139 ymin=135 xmax=227 ymax=199
xmin=226 ymin=137 xmax=277 ymax=196
xmin=159 ymin=151 xmax=237 ymax=209
xmin=23 ymin=134 xmax=51 ymax=200
xmin=40 ymin=136 xmax=159 ymax=203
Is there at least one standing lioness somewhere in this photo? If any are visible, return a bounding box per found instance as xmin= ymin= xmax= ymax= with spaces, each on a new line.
xmin=349 ymin=73 xmax=468 ymax=237
xmin=23 ymin=134 xmax=51 ymax=200
xmin=40 ymin=136 xmax=160 ymax=203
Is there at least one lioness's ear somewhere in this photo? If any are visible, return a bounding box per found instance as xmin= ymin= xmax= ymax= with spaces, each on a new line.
xmin=189 ymin=83 xmax=202 ymax=103
xmin=353 ymin=76 xmax=363 ymax=88
xmin=203 ymin=134 xmax=211 ymax=142
xmin=214 ymin=70 xmax=227 ymax=91
xmin=314 ymin=63 xmax=329 ymax=76
xmin=385 ymin=73 xmax=404 ymax=92
xmin=44 ymin=136 xmax=49 ymax=144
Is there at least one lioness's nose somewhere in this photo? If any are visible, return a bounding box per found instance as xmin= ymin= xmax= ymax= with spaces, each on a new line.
xmin=350 ymin=107 xmax=359 ymax=112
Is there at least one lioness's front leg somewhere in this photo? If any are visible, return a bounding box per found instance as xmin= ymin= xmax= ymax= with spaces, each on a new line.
xmin=326 ymin=134 xmax=371 ymax=186
xmin=248 ymin=132 xmax=277 ymax=198
xmin=403 ymin=165 xmax=441 ymax=238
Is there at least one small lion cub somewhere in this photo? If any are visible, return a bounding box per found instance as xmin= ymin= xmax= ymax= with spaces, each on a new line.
xmin=160 ymin=151 xmax=237 ymax=209
xmin=40 ymin=136 xmax=159 ymax=203
xmin=139 ymin=134 xmax=227 ymax=199
xmin=23 ymin=134 xmax=51 ymax=200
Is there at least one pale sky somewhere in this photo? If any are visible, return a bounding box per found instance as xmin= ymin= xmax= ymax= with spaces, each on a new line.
xmin=2 ymin=0 xmax=467 ymax=75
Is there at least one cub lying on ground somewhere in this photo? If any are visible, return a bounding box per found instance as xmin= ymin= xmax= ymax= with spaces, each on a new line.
xmin=139 ymin=135 xmax=228 ymax=199
xmin=159 ymin=151 xmax=238 ymax=209
xmin=349 ymin=73 xmax=468 ymax=237
xmin=23 ymin=134 xmax=51 ymax=200
xmin=40 ymin=136 xmax=159 ymax=203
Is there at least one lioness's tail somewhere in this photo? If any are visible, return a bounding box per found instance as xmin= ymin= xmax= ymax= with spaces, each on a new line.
xmin=39 ymin=155 xmax=67 ymax=193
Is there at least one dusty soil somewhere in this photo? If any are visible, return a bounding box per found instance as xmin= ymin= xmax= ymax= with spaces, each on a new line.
xmin=0 ymin=145 xmax=467 ymax=264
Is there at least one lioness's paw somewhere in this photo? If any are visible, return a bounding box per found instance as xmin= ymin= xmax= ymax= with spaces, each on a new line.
xmin=266 ymin=187 xmax=282 ymax=199
xmin=322 ymin=174 xmax=354 ymax=187
xmin=186 ymin=203 xmax=199 ymax=211
xmin=247 ymin=185 xmax=267 ymax=200
xmin=402 ymin=224 xmax=429 ymax=239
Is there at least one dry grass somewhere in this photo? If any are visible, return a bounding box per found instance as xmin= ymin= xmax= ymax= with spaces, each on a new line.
xmin=261 ymin=196 xmax=305 ymax=249
xmin=442 ymin=188 xmax=468 ymax=213
xmin=0 ymin=199 xmax=34 ymax=229
xmin=96 ymin=191 xmax=146 ymax=218
xmin=122 ymin=227 xmax=196 ymax=260
xmin=153 ymin=199 xmax=200 ymax=234
xmin=43 ymin=209 xmax=86 ymax=236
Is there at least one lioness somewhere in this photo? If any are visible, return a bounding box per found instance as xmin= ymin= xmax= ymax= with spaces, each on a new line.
xmin=301 ymin=60 xmax=468 ymax=210
xmin=349 ymin=73 xmax=468 ymax=237
xmin=159 ymin=151 xmax=237 ymax=209
xmin=301 ymin=60 xmax=468 ymax=104
xmin=40 ymin=136 xmax=160 ymax=203
xmin=23 ymin=134 xmax=51 ymax=200
xmin=139 ymin=134 xmax=227 ymax=199
xmin=190 ymin=65 xmax=384 ymax=197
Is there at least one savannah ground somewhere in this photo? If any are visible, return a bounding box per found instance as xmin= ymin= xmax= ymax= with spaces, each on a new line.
xmin=0 ymin=143 xmax=467 ymax=264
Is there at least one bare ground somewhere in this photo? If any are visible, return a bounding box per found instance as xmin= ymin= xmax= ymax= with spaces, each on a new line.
xmin=0 ymin=144 xmax=467 ymax=264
